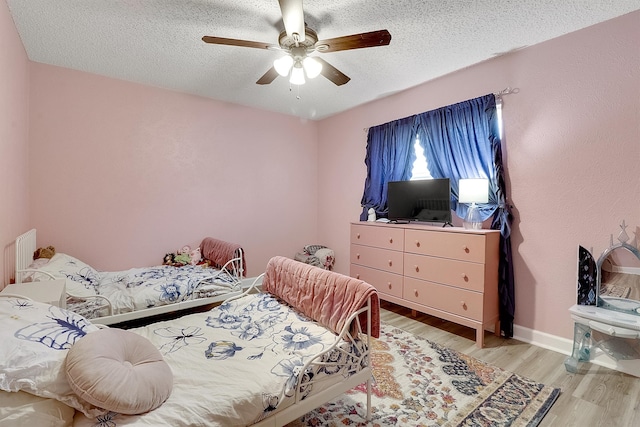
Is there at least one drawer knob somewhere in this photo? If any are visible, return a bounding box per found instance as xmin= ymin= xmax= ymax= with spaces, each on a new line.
xmin=357 ymin=233 xmax=361 ymax=239
xmin=388 ymin=260 xmax=393 ymax=267
xmin=414 ymin=265 xmax=419 ymax=273
xmin=355 ymin=274 xmax=360 ymax=279
xmin=415 ymin=240 xmax=421 ymax=247
xmin=461 ymin=273 xmax=468 ymax=281
xmin=387 ymin=282 xmax=392 ymax=290
xmin=389 ymin=238 xmax=393 ymax=244
xmin=356 ymin=253 xmax=360 ymax=259
xmin=461 ymin=301 xmax=467 ymax=310
xmin=463 ymin=245 xmax=469 ymax=253
xmin=414 ymin=289 xmax=419 ymax=297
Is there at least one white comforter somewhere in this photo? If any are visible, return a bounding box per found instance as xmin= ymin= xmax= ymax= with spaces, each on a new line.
xmin=72 ymin=292 xmax=366 ymax=426
xmin=24 ymin=253 xmax=238 ymax=319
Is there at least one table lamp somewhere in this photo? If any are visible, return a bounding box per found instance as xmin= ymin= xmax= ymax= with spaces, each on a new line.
xmin=458 ymin=179 xmax=489 ymax=229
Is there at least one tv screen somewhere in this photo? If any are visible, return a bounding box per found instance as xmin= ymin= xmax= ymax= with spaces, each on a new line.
xmin=387 ymin=178 xmax=452 ymax=224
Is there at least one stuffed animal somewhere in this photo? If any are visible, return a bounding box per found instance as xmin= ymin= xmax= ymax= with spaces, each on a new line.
xmin=163 ymin=253 xmax=175 ymax=265
xmin=173 ymin=253 xmax=191 ymax=266
xmin=170 ymin=245 xmax=191 ymax=266
xmin=33 ymin=246 xmax=56 ymax=260
xmin=190 ymin=247 xmax=202 ymax=265
xmin=162 ymin=245 xmax=205 ymax=267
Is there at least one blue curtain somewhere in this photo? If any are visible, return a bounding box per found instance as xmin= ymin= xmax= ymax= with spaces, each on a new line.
xmin=489 ymin=125 xmax=515 ymax=338
xmin=414 ymin=93 xmax=514 ymax=337
xmin=359 ymin=117 xmax=416 ymax=220
xmin=414 ymin=95 xmax=497 ymax=219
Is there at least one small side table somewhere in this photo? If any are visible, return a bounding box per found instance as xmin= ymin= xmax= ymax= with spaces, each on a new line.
xmin=1 ymin=279 xmax=67 ymax=308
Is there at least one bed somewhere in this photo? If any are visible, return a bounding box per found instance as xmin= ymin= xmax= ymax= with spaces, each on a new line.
xmin=0 ymin=256 xmax=379 ymax=427
xmin=13 ymin=229 xmax=246 ymax=325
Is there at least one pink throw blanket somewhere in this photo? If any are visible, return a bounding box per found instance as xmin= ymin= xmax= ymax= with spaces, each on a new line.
xmin=262 ymin=256 xmax=380 ymax=338
xmin=200 ymin=237 xmax=246 ymax=277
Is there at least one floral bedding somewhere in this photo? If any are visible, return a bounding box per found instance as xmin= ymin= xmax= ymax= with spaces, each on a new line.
xmin=71 ymin=292 xmax=367 ymax=426
xmin=24 ymin=253 xmax=239 ymax=319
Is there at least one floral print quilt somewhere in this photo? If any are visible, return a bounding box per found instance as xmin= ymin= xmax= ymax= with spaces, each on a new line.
xmin=24 ymin=253 xmax=239 ymax=319
xmin=72 ymin=292 xmax=367 ymax=427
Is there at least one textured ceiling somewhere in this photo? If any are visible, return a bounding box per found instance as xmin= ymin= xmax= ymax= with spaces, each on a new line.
xmin=6 ymin=0 xmax=640 ymax=120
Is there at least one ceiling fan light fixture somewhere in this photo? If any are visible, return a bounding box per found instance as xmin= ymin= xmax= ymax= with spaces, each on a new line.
xmin=290 ymin=63 xmax=306 ymax=85
xmin=274 ymin=55 xmax=294 ymax=77
xmin=302 ymin=57 xmax=322 ymax=79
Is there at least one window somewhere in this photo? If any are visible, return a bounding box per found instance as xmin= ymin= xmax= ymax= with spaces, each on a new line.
xmin=410 ymin=135 xmax=432 ymax=180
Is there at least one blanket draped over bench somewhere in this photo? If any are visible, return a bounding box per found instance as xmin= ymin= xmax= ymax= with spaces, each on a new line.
xmin=200 ymin=237 xmax=246 ymax=276
xmin=262 ymin=256 xmax=380 ymax=338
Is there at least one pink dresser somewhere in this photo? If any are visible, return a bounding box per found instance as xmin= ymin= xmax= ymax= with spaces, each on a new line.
xmin=350 ymin=222 xmax=500 ymax=347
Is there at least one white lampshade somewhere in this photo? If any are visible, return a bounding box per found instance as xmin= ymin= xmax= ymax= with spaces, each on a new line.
xmin=273 ymin=55 xmax=294 ymax=77
xmin=458 ymin=179 xmax=489 ymax=204
xmin=289 ymin=63 xmax=306 ymax=85
xmin=302 ymin=56 xmax=322 ymax=79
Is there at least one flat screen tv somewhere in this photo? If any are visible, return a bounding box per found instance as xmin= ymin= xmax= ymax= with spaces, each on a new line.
xmin=387 ymin=178 xmax=452 ymax=225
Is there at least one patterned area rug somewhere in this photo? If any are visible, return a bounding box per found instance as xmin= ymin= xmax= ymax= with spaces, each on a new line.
xmin=288 ymin=324 xmax=560 ymax=427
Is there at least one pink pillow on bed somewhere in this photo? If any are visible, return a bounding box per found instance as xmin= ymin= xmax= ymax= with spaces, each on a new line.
xmin=65 ymin=328 xmax=173 ymax=415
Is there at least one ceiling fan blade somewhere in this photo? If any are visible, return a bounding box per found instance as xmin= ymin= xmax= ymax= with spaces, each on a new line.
xmin=315 ymin=57 xmax=350 ymax=86
xmin=256 ymin=66 xmax=279 ymax=85
xmin=202 ymin=36 xmax=275 ymax=50
xmin=278 ymin=0 xmax=305 ymax=42
xmin=316 ymin=29 xmax=391 ymax=53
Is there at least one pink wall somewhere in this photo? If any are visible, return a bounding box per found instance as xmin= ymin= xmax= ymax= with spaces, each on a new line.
xmin=28 ymin=65 xmax=319 ymax=277
xmin=0 ymin=1 xmax=30 ymax=287
xmin=317 ymin=11 xmax=640 ymax=340
xmin=2 ymin=2 xmax=639 ymax=344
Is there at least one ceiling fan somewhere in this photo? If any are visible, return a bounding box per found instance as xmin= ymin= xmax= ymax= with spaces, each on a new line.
xmin=202 ymin=0 xmax=391 ymax=86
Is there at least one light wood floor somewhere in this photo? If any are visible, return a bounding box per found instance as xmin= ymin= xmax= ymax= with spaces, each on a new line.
xmin=380 ymin=301 xmax=640 ymax=427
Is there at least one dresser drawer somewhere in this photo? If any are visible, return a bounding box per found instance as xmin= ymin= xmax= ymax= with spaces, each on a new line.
xmin=350 ymin=264 xmax=403 ymax=298
xmin=404 ymin=253 xmax=485 ymax=292
xmin=404 ymin=277 xmax=483 ymax=320
xmin=351 ymin=224 xmax=404 ymax=251
xmin=351 ymin=244 xmax=403 ymax=275
xmin=405 ymin=229 xmax=486 ymax=263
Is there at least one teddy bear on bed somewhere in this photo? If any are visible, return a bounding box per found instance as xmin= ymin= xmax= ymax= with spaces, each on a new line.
xmin=33 ymin=245 xmax=56 ymax=260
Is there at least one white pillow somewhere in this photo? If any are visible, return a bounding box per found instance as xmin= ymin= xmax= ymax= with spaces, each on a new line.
xmin=21 ymin=258 xmax=52 ymax=282
xmin=27 ymin=253 xmax=99 ymax=282
xmin=27 ymin=253 xmax=100 ymax=298
xmin=0 ymin=297 xmax=105 ymax=418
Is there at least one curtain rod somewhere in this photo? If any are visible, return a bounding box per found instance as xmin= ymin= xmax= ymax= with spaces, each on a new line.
xmin=363 ymin=88 xmax=519 ymax=132
xmin=495 ymin=86 xmax=519 ymax=98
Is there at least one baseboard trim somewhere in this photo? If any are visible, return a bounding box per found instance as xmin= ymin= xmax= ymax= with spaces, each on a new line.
xmin=513 ymin=324 xmax=573 ymax=355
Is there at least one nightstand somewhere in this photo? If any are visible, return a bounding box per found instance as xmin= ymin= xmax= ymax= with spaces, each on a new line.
xmin=1 ymin=279 xmax=67 ymax=308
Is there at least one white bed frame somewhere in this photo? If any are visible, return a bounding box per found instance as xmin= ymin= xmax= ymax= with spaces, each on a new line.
xmin=253 ymin=308 xmax=372 ymax=426
xmin=14 ymin=229 xmax=246 ymax=325
xmin=230 ymin=274 xmax=373 ymax=427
